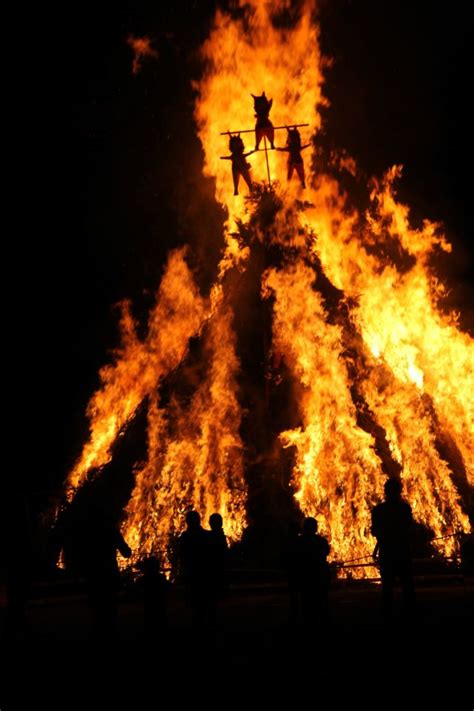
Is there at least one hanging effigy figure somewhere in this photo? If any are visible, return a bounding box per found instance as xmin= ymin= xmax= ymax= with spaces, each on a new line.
xmin=252 ymin=92 xmax=275 ymax=150
xmin=276 ymin=127 xmax=310 ymax=188
xmin=220 ymin=134 xmax=254 ymax=196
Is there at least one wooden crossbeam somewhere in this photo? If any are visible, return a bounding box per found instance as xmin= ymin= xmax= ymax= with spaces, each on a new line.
xmin=220 ymin=123 xmax=309 ymax=136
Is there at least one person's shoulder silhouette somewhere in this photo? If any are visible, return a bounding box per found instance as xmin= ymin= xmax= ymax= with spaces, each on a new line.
xmin=371 ymin=478 xmax=413 ymax=556
xmin=300 ymin=517 xmax=330 ymax=557
xmin=179 ymin=511 xmax=208 ymax=570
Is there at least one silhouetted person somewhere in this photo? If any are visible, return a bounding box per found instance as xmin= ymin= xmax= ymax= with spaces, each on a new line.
xmin=252 ymin=91 xmax=274 ymax=149
xmin=221 ymin=134 xmax=254 ymax=195
xmin=276 ymin=127 xmax=310 ymax=187
xmin=371 ymin=478 xmax=416 ymax=621
xmin=85 ymin=509 xmax=131 ymax=637
xmin=55 ymin=497 xmax=131 ymax=637
xmin=293 ymin=517 xmax=330 ymax=625
xmin=179 ymin=510 xmax=210 ymax=627
xmin=138 ymin=556 xmax=169 ymax=636
xmin=207 ymin=513 xmax=229 ymax=624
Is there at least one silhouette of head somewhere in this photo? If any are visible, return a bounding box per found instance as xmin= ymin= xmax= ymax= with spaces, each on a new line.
xmin=186 ymin=510 xmax=201 ymax=529
xmin=251 ymin=92 xmax=272 ymax=115
xmin=384 ymin=478 xmax=403 ymax=500
xmin=229 ymin=134 xmax=244 ymax=154
xmin=286 ymin=127 xmax=301 ymax=148
xmin=209 ymin=513 xmax=223 ymax=532
xmin=302 ymin=517 xmax=318 ymax=534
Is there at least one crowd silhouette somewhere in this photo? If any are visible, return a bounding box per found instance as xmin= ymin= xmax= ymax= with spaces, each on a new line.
xmin=12 ymin=477 xmax=473 ymax=641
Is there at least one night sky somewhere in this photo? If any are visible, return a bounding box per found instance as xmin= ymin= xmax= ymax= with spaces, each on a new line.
xmin=24 ymin=0 xmax=472 ymax=505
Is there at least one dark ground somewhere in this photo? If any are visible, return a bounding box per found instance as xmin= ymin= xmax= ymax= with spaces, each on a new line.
xmin=2 ymin=577 xmax=471 ymax=641
xmin=2 ymin=578 xmax=472 ymax=706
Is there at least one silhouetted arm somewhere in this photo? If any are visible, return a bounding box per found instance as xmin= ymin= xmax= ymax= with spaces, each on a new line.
xmin=301 ymin=144 xmax=311 ymax=150
xmin=220 ymin=155 xmax=232 ymax=160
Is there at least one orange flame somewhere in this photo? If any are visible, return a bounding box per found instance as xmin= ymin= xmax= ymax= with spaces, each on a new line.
xmin=64 ymin=0 xmax=471 ymax=575
xmin=123 ymin=299 xmax=247 ymax=564
xmin=262 ymin=261 xmax=384 ymax=566
xmin=67 ymin=249 xmax=207 ymax=496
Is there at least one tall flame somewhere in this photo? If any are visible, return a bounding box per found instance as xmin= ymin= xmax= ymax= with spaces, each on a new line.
xmin=64 ymin=0 xmax=471 ymax=573
xmin=262 ymin=262 xmax=384 ymax=564
xmin=123 ymin=298 xmax=246 ymax=564
xmin=67 ymin=248 xmax=207 ymax=495
xmin=194 ymin=0 xmax=325 ymax=273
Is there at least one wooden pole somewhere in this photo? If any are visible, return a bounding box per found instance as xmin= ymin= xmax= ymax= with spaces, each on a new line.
xmin=263 ymin=136 xmax=271 ymax=186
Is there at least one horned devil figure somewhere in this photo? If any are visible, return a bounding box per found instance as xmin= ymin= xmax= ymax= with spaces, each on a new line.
xmin=252 ymin=91 xmax=274 ymax=150
xmin=220 ymin=134 xmax=254 ymax=196
xmin=276 ymin=127 xmax=310 ymax=188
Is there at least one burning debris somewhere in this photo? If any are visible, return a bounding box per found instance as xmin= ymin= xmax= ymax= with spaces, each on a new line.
xmin=127 ymin=35 xmax=158 ymax=76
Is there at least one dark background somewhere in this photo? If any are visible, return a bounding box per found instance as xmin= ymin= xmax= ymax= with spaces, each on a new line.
xmin=21 ymin=0 xmax=472 ymax=504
